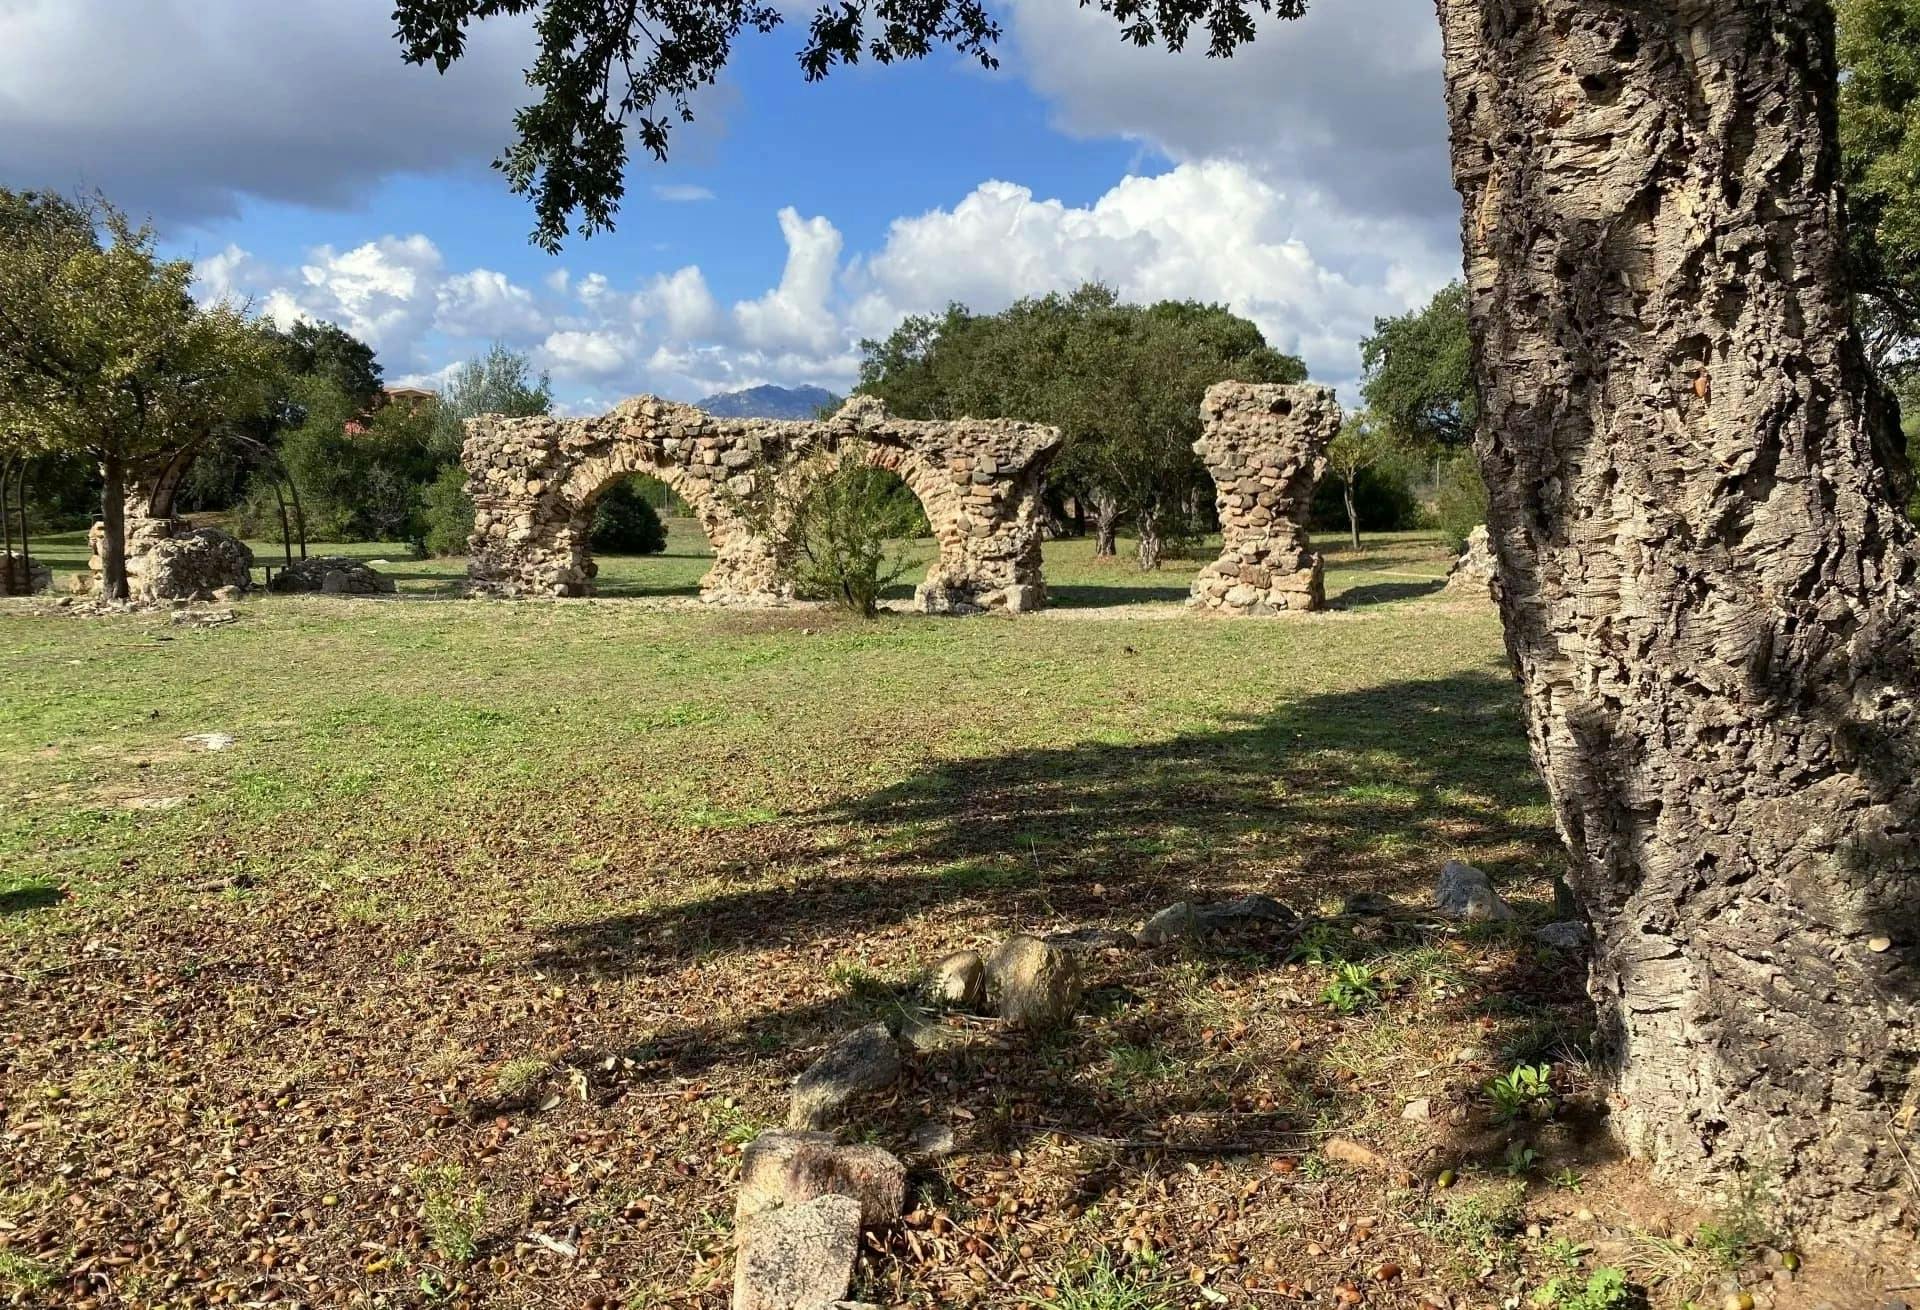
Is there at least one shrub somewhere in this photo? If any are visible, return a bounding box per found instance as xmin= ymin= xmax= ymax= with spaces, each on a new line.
xmin=421 ymin=464 xmax=475 ymax=557
xmin=789 ymin=462 xmax=923 ymax=617
xmin=1433 ymin=447 xmax=1489 ymax=552
xmin=1311 ymin=462 xmax=1421 ymax=535
xmin=590 ymin=478 xmax=669 ymax=553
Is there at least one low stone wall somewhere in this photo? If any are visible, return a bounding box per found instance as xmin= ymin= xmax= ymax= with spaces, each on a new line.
xmin=0 ymin=552 xmax=51 ymax=596
xmin=463 ymin=394 xmax=1062 ymax=613
xmin=1189 ymin=382 xmax=1341 ymax=616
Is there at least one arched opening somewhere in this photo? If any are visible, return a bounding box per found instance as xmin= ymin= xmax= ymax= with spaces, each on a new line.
xmin=558 ymin=453 xmax=781 ymax=602
xmin=780 ymin=457 xmax=933 ymax=615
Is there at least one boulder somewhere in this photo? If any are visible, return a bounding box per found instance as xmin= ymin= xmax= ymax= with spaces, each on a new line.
xmin=1535 ymin=920 xmax=1591 ymax=950
xmin=1434 ymin=860 xmax=1516 ymax=922
xmin=735 ymin=1130 xmax=905 ymax=1230
xmin=905 ymin=1120 xmax=957 ymax=1160
xmin=136 ymin=528 xmax=253 ymax=602
xmin=733 ymin=1193 xmax=861 ymax=1310
xmin=985 ymin=935 xmax=1082 ymax=1030
xmin=931 ymin=951 xmax=986 ymax=1009
xmin=1445 ymin=525 xmax=1498 ymax=596
xmin=268 ymin=556 xmax=397 ymax=596
xmin=1137 ymin=893 xmax=1297 ymax=944
xmin=788 ymin=1023 xmax=901 ymax=1131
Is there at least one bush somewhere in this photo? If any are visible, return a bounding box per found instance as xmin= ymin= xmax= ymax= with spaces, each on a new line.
xmin=790 ymin=461 xmax=924 ymax=618
xmin=1312 ymin=461 xmax=1421 ymax=534
xmin=1433 ymin=448 xmax=1489 ymax=553
xmin=590 ymin=478 xmax=669 ymax=553
xmin=421 ymin=464 xmax=474 ymax=557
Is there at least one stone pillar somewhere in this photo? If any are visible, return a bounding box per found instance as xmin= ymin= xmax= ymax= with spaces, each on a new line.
xmin=1189 ymin=382 xmax=1341 ymax=616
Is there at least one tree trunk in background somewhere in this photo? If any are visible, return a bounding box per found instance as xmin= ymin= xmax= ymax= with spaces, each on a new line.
xmin=1135 ymin=505 xmax=1163 ymax=571
xmin=1091 ymin=489 xmax=1119 ymax=558
xmin=1440 ymin=0 xmax=1919 ymax=1237
xmin=99 ymin=452 xmax=129 ymax=601
xmin=1344 ymin=483 xmax=1360 ymax=551
xmin=1441 ymin=0 xmax=1920 ymax=1237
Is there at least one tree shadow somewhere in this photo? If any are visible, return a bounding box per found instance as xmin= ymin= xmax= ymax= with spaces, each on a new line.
xmin=1 ymin=883 xmax=62 ymax=915
xmin=1044 ymin=582 xmax=1194 ymax=609
xmin=1332 ymin=577 xmax=1446 ymax=609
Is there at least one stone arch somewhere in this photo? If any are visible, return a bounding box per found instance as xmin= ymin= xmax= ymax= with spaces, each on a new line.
xmin=1188 ymin=382 xmax=1342 ymax=616
xmin=464 ymin=394 xmax=1062 ymax=611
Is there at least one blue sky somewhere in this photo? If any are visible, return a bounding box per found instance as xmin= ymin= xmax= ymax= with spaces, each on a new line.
xmin=0 ymin=0 xmax=1461 ymax=413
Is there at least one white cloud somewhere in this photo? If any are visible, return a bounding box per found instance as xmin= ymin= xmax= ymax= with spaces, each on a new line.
xmin=639 ymin=267 xmax=724 ymax=341
xmin=732 ymin=208 xmax=845 ymax=355
xmin=270 ymin=235 xmax=447 ymax=358
xmin=539 ymin=329 xmax=640 ymax=381
xmin=0 ymin=0 xmax=534 ymax=225
xmin=653 ymin=183 xmax=717 ymax=203
xmin=437 ymin=269 xmax=548 ymax=340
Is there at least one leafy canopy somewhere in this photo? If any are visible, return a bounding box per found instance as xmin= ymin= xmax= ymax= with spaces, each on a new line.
xmin=1358 ymin=281 xmax=1473 ymax=450
xmin=391 ymin=0 xmax=1305 ymax=250
xmin=1840 ymin=0 xmax=1920 ymax=358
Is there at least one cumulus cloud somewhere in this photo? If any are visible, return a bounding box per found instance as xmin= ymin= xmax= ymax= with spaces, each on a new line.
xmin=437 ymin=269 xmax=549 ymax=340
xmin=653 ymin=183 xmax=717 ymax=203
xmin=732 ymin=208 xmax=845 ymax=355
xmin=0 ymin=0 xmax=534 ymax=225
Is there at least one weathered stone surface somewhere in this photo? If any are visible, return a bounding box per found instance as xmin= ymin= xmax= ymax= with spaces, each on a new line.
xmin=733 ymin=1193 xmax=861 ymax=1310
xmin=788 ymin=1024 xmax=901 ymax=1130
xmin=985 ymin=935 xmax=1082 ymax=1030
xmin=0 ymin=553 xmax=51 ymax=597
xmin=735 ymin=1130 xmax=905 ymax=1230
xmin=1137 ymin=894 xmax=1297 ymax=945
xmin=463 ymin=395 xmax=1061 ymax=613
xmin=1433 ymin=860 xmax=1515 ymax=923
xmin=930 ymin=951 xmax=986 ymax=1009
xmin=133 ymin=528 xmax=252 ymax=602
xmin=1044 ymin=926 xmax=1136 ymax=955
xmin=268 ymin=557 xmax=397 ymax=596
xmin=1535 ymin=921 xmax=1591 ymax=951
xmin=1444 ymin=525 xmax=1498 ymax=598
xmin=905 ymin=1121 xmax=957 ymax=1159
xmin=1189 ymin=383 xmax=1340 ymax=616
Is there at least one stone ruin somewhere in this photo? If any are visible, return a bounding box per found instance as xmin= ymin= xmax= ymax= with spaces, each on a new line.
xmin=1445 ymin=523 xmax=1499 ymax=598
xmin=463 ymin=394 xmax=1062 ymax=613
xmin=76 ymin=449 xmax=254 ymax=602
xmin=1188 ymin=381 xmax=1342 ymax=616
xmin=0 ymin=552 xmax=51 ymax=596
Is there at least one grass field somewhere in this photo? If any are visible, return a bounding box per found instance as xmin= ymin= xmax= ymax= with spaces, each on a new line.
xmin=0 ymin=531 xmax=1785 ymax=1308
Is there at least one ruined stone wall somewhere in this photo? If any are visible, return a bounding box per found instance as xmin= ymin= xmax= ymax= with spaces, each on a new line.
xmin=1189 ymin=382 xmax=1341 ymax=616
xmin=464 ymin=394 xmax=1061 ymax=613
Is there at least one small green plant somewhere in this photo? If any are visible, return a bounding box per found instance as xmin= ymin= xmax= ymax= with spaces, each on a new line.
xmin=700 ymin=1097 xmax=766 ymax=1148
xmin=1417 ymin=1183 xmax=1528 ymax=1278
xmin=491 ymin=1056 xmax=550 ymax=1101
xmin=1551 ymin=1166 xmax=1584 ymax=1192
xmin=1036 ymin=1250 xmax=1176 ymax=1310
xmin=412 ymin=1164 xmax=485 ymax=1265
xmin=1321 ymin=961 xmax=1383 ymax=1014
xmin=1103 ymin=1043 xmax=1173 ymax=1091
xmin=1531 ymin=1267 xmax=1638 ymax=1310
xmin=1502 ymin=1139 xmax=1541 ymax=1176
xmin=0 ymin=1252 xmax=57 ymax=1295
xmin=1287 ymin=922 xmax=1357 ymax=965
xmin=1488 ymin=1062 xmax=1557 ymax=1121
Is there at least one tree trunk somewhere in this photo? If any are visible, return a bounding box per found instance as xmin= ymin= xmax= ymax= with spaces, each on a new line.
xmin=1438 ymin=0 xmax=1918 ymax=1235
xmin=1135 ymin=506 xmax=1163 ymax=571
xmin=1091 ymin=489 xmax=1119 ymax=558
xmin=100 ymin=452 xmax=129 ymax=601
xmin=1344 ymin=481 xmax=1360 ymax=551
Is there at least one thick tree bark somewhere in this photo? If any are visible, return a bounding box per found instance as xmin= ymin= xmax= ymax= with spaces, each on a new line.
xmin=99 ymin=452 xmax=129 ymax=602
xmin=1091 ymin=488 xmax=1120 ymax=558
xmin=1135 ymin=505 xmax=1164 ymax=571
xmin=1438 ymin=0 xmax=1919 ymax=1236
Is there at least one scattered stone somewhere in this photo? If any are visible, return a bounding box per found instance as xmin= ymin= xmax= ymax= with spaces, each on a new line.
xmin=1401 ymin=1097 xmax=1431 ymax=1122
xmin=169 ymin=608 xmax=239 ymax=629
xmin=931 ymin=951 xmax=986 ymax=1009
xmin=1137 ymin=893 xmax=1297 ymax=944
xmin=1189 ymin=383 xmax=1342 ymax=616
xmin=1339 ymin=891 xmax=1395 ymax=917
xmin=1044 ymin=926 xmax=1136 ymax=954
xmin=985 ymin=935 xmax=1083 ymax=1030
xmin=733 ymin=1193 xmax=861 ymax=1310
xmin=181 ymin=732 xmax=236 ymax=752
xmin=268 ymin=556 xmax=397 ymax=596
xmin=905 ymin=1121 xmax=957 ymax=1160
xmin=788 ymin=1024 xmax=901 ymax=1131
xmin=1433 ymin=859 xmax=1516 ymax=922
xmin=1869 ymin=935 xmax=1893 ymax=953
xmin=1323 ymin=1137 xmax=1384 ymax=1170
xmin=212 ymin=585 xmax=245 ymax=603
xmin=735 ymin=1130 xmax=906 ymax=1230
xmin=1535 ymin=920 xmax=1590 ymax=950
xmin=1445 ymin=524 xmax=1499 ymax=597
xmin=0 ymin=552 xmax=52 ymax=597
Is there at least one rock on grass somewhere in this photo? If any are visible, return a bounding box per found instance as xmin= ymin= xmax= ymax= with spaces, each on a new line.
xmin=787 ymin=1023 xmax=902 ymax=1131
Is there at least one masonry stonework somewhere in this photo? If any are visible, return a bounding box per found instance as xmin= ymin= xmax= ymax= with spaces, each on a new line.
xmin=463 ymin=395 xmax=1061 ymax=613
xmin=1189 ymin=382 xmax=1341 ymax=616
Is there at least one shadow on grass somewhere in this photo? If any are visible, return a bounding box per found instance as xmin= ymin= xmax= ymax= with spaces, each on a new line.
xmin=1333 ymin=577 xmax=1446 ymax=609
xmin=1046 ymin=582 xmax=1194 ymax=609
xmin=1 ymin=883 xmax=62 ymax=915
xmin=535 ymin=671 xmax=1552 ymax=972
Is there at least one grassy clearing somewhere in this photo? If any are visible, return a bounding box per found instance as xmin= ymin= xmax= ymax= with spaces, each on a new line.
xmin=0 ymin=532 xmax=1773 ymax=1307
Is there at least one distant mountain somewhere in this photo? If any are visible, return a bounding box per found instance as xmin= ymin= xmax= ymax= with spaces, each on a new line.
xmin=696 ymin=384 xmax=841 ymax=420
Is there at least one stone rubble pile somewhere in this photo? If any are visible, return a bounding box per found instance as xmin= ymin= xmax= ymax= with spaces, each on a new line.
xmin=1189 ymin=382 xmax=1343 ymax=616
xmin=267 ymin=556 xmax=398 ymax=595
xmin=1445 ymin=524 xmax=1499 ymax=597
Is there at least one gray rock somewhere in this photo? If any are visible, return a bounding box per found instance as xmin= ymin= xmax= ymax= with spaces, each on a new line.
xmin=139 ymin=528 xmax=253 ymax=602
xmin=931 ymin=951 xmax=986 ymax=1009
xmin=1138 ymin=893 xmax=1297 ymax=944
xmin=735 ymin=1129 xmax=905 ymax=1230
xmin=905 ymin=1120 xmax=957 ymax=1159
xmin=269 ymin=556 xmax=397 ymax=596
xmin=788 ymin=1023 xmax=901 ymax=1130
xmin=1535 ymin=920 xmax=1590 ymax=950
xmin=733 ymin=1193 xmax=861 ymax=1310
xmin=1434 ymin=860 xmax=1516 ymax=922
xmin=986 ymin=935 xmax=1082 ymax=1029
xmin=1044 ymin=926 xmax=1136 ymax=954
